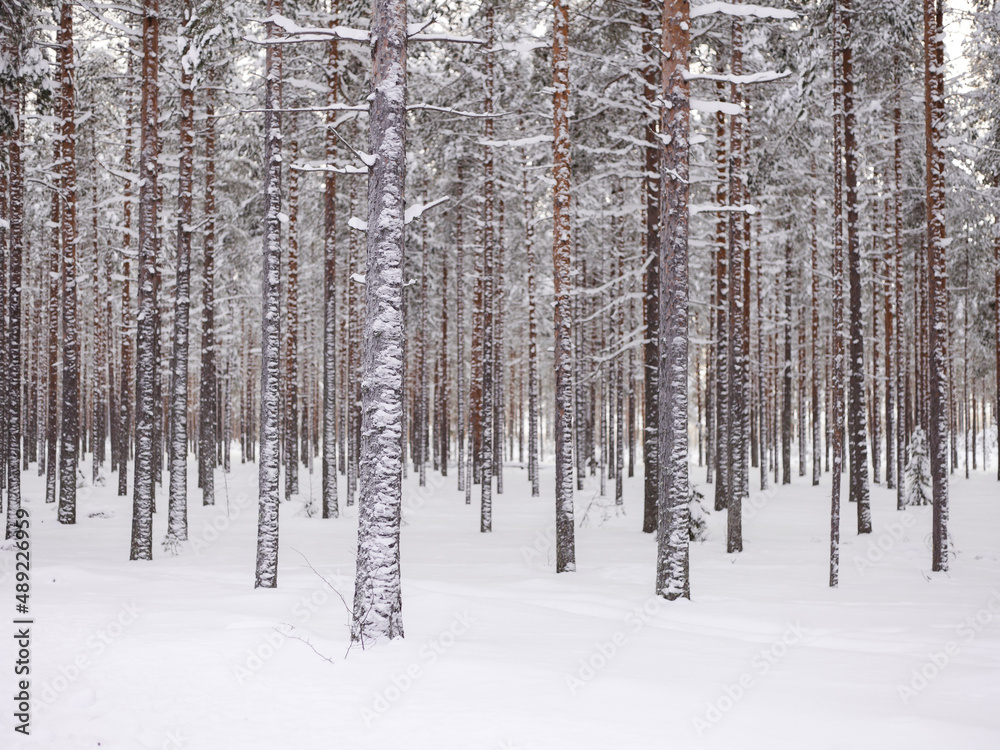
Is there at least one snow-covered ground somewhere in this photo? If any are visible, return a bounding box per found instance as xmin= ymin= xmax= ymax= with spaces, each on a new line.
xmin=2 ymin=456 xmax=999 ymax=749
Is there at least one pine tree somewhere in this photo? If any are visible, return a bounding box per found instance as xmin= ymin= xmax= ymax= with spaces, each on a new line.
xmin=655 ymin=0 xmax=691 ymax=600
xmin=552 ymin=0 xmax=576 ymax=573
xmin=352 ymin=0 xmax=406 ymax=642
xmin=255 ymin=0 xmax=283 ymax=588
xmin=130 ymin=0 xmax=160 ymax=560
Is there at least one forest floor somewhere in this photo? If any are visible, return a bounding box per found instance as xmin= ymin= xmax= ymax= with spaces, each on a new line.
xmin=2 ymin=455 xmax=999 ymax=749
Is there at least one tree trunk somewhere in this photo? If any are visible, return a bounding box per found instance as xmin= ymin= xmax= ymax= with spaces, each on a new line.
xmin=130 ymin=0 xmax=159 ymax=558
xmin=925 ymin=0 xmax=949 ymax=569
xmin=552 ymin=0 xmax=576 ymax=572
xmin=455 ymin=164 xmax=467 ymax=494
xmin=199 ymin=89 xmax=216 ymax=507
xmin=830 ymin=0 xmax=844 ymax=586
xmin=58 ymin=0 xmax=80 ymax=526
xmin=782 ymin=240 xmax=792 ymax=485
xmin=284 ymin=129 xmax=300 ymax=500
xmin=656 ymin=0 xmax=690 ymax=599
xmin=351 ymin=0 xmax=407 ymax=641
xmin=5 ymin=83 xmax=24 ymax=537
xmin=166 ymin=10 xmax=194 ymax=550
xmin=46 ymin=143 xmax=61 ymax=505
xmin=727 ymin=12 xmax=747 ymax=554
xmin=480 ymin=0 xmax=495 ymax=531
xmin=322 ymin=24 xmax=339 ymax=518
xmin=811 ymin=167 xmax=821 ymax=487
xmin=255 ymin=0 xmax=283 ymax=587
xmin=523 ymin=150 xmax=540 ymax=497
xmin=842 ymin=0 xmax=871 ymax=534
xmin=642 ymin=0 xmax=661 ymax=533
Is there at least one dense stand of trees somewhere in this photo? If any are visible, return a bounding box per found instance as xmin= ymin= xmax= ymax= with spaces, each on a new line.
xmin=1 ymin=0 xmax=999 ymax=642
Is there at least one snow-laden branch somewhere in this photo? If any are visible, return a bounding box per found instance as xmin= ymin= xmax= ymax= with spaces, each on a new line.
xmin=291 ymin=162 xmax=368 ymax=175
xmin=684 ymin=70 xmax=791 ymax=84
xmin=410 ymin=33 xmax=485 ymax=44
xmin=477 ymin=134 xmax=553 ymax=148
xmin=690 ymin=203 xmax=759 ymax=215
xmin=691 ymin=2 xmax=798 ymax=19
xmin=690 ymin=99 xmax=743 ymax=115
xmin=260 ymin=14 xmax=369 ymax=40
xmin=348 ymin=197 xmax=451 ymax=233
xmin=407 ymin=103 xmax=508 ymax=119
xmin=404 ymin=196 xmax=450 ymax=225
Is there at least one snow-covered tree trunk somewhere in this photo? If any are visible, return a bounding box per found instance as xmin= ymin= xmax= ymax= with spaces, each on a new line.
xmin=522 ymin=151 xmax=540 ymax=497
xmin=872 ymin=223 xmax=882 ymax=485
xmin=798 ymin=277 xmax=807 ymax=479
xmin=351 ymin=0 xmax=407 ymax=641
xmin=642 ymin=0 xmax=661 ymax=534
xmin=842 ymin=0 xmax=871 ymax=534
xmin=58 ymin=0 xmax=80 ymax=526
xmin=130 ymin=0 xmax=159 ymax=559
xmin=166 ymin=10 xmax=194 ymax=550
xmin=894 ymin=78 xmax=906 ymax=510
xmin=782 ymin=240 xmax=792 ymax=485
xmin=5 ymin=76 xmax=24 ymax=538
xmin=811 ymin=177 xmax=822 ymax=487
xmin=615 ymin=216 xmax=625 ymax=506
xmin=348 ymin=181 xmax=361 ymax=507
xmin=116 ymin=57 xmax=134 ymax=499
xmin=830 ymin=0 xmax=845 ymax=587
xmin=713 ymin=78 xmax=729 ymax=504
xmin=655 ymin=0 xmax=690 ymax=599
xmin=726 ymin=12 xmax=746 ymax=555
xmin=886 ymin=199 xmax=896 ymax=490
xmin=255 ymin=0 xmax=283 ymax=587
xmin=924 ymin=0 xmax=949 ymax=570
xmin=322 ymin=26 xmax=339 ymax=519
xmin=494 ymin=198 xmax=505 ymax=495
xmin=284 ymin=128 xmax=300 ymax=500
xmin=455 ymin=164 xmax=466 ymax=493
xmin=46 ymin=145 xmax=61 ymax=504
xmin=480 ymin=0 xmax=495 ymax=532
xmin=438 ymin=249 xmax=449 ymax=477
xmin=552 ymin=0 xmax=576 ymax=572
xmin=199 ymin=89 xmax=217 ymax=507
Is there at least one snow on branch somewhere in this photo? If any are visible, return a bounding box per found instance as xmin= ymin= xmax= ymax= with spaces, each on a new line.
xmin=477 ymin=134 xmax=553 ymax=148
xmin=404 ymin=196 xmax=450 ymax=225
xmin=410 ymin=33 xmax=485 ymax=44
xmin=690 ymin=99 xmax=743 ymax=115
xmin=684 ymin=70 xmax=791 ymax=84
xmin=690 ymin=203 xmax=759 ymax=215
xmin=690 ymin=2 xmax=798 ymax=19
xmin=247 ymin=15 xmax=370 ymax=45
xmin=407 ymin=103 xmax=507 ymax=119
xmin=348 ymin=217 xmax=368 ymax=232
xmin=292 ymin=162 xmax=368 ymax=175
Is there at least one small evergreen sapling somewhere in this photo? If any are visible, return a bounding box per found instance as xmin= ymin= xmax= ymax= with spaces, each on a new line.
xmin=905 ymin=428 xmax=932 ymax=506
xmin=689 ymin=485 xmax=709 ymax=542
